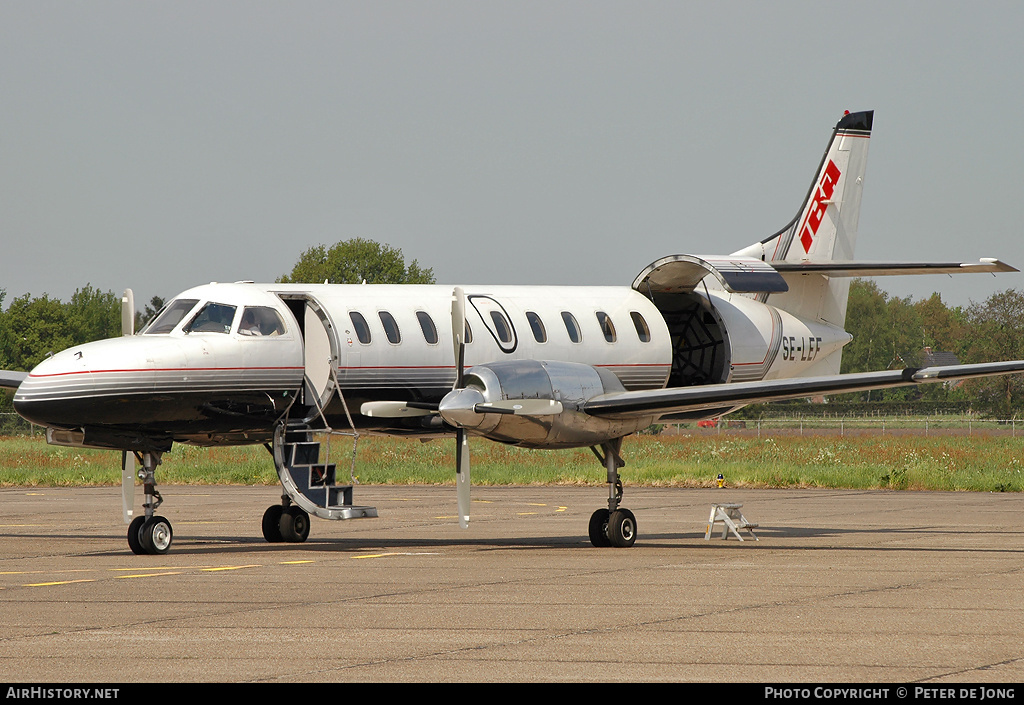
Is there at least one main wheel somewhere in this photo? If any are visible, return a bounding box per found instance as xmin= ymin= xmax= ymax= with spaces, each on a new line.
xmin=588 ymin=508 xmax=611 ymax=548
xmin=607 ymin=509 xmax=637 ymax=548
xmin=127 ymin=515 xmax=147 ymax=555
xmin=279 ymin=506 xmax=310 ymax=543
xmin=262 ymin=505 xmax=284 ymax=543
xmin=140 ymin=516 xmax=173 ymax=555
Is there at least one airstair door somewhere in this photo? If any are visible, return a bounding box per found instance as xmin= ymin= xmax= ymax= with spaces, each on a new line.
xmin=302 ymin=300 xmax=337 ymax=411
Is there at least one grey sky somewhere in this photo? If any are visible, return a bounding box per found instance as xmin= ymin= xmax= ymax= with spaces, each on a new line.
xmin=2 ymin=1 xmax=1023 ymax=313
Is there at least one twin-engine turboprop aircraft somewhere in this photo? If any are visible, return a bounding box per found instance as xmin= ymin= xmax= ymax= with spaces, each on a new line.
xmin=5 ymin=109 xmax=1024 ymax=555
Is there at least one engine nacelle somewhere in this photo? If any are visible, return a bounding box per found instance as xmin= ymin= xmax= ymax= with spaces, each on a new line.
xmin=459 ymin=360 xmax=656 ymax=449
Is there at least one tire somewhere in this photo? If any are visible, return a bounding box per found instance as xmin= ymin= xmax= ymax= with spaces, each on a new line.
xmin=140 ymin=516 xmax=173 ymax=555
xmin=588 ymin=508 xmax=611 ymax=548
xmin=127 ymin=516 xmax=147 ymax=555
xmin=262 ymin=505 xmax=284 ymax=543
xmin=607 ymin=509 xmax=637 ymax=548
xmin=279 ymin=507 xmax=310 ymax=543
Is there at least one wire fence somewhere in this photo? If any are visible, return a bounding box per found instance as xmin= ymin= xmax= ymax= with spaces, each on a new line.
xmin=4 ymin=412 xmax=1024 ymax=440
xmin=661 ymin=417 xmax=1024 ymax=438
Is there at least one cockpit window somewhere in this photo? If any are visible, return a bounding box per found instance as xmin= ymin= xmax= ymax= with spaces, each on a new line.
xmin=184 ymin=303 xmax=237 ymax=334
xmin=238 ymin=307 xmax=287 ymax=337
xmin=144 ymin=299 xmax=199 ymax=335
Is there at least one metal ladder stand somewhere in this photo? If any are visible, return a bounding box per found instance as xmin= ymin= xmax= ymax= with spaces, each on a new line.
xmin=272 ymin=365 xmax=377 ymax=522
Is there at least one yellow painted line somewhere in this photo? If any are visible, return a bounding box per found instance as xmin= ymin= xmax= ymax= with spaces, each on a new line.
xmin=25 ymin=579 xmax=96 ymax=587
xmin=116 ymin=572 xmax=184 ymax=579
xmin=352 ymin=552 xmax=438 ymax=559
xmin=280 ymin=560 xmax=315 ymax=565
xmin=517 ymin=512 xmax=538 ymax=516
xmin=201 ymin=565 xmax=261 ymax=572
xmin=0 ymin=524 xmax=44 ymax=528
xmin=556 ymin=506 xmax=567 ymax=512
xmin=527 ymin=503 xmax=547 ymax=507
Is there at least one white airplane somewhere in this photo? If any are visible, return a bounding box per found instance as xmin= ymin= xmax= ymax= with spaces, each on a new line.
xmin=4 ymin=109 xmax=1024 ymax=555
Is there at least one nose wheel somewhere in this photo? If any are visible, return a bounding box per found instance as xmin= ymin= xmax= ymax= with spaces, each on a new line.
xmin=125 ymin=451 xmax=175 ymax=555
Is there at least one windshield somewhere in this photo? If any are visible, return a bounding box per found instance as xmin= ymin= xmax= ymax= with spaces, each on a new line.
xmin=184 ymin=303 xmax=237 ymax=334
xmin=143 ymin=299 xmax=200 ymax=335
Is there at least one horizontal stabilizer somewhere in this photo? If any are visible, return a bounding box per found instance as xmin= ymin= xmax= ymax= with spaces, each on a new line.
xmin=583 ymin=360 xmax=1024 ymax=419
xmin=773 ymin=258 xmax=1017 ymax=277
xmin=0 ymin=371 xmax=27 ymax=390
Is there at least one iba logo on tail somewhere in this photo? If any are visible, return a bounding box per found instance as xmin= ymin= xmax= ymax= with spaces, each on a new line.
xmin=799 ymin=159 xmax=841 ymax=253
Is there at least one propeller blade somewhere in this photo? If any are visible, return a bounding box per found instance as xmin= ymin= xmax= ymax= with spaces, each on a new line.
xmin=451 ymin=287 xmax=466 ymax=389
xmin=121 ymin=289 xmax=134 ymax=337
xmin=474 ymin=399 xmax=564 ymax=416
xmin=456 ymin=428 xmax=470 ymax=529
xmin=121 ymin=451 xmax=134 ymax=524
xmin=360 ymin=401 xmax=436 ymax=418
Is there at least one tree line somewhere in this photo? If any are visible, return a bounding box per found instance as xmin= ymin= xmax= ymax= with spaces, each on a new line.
xmin=2 ymin=238 xmax=1023 ymax=417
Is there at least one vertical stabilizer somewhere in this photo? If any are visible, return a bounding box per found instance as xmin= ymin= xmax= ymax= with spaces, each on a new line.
xmin=732 ymin=110 xmax=872 ymax=332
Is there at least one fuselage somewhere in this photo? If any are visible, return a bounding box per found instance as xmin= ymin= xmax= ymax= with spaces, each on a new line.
xmin=13 ymin=281 xmax=851 ymax=450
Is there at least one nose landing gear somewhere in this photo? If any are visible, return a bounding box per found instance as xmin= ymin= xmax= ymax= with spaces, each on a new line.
xmin=125 ymin=451 xmax=174 ymax=555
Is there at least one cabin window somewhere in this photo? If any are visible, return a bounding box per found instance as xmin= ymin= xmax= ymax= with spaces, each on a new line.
xmin=238 ymin=307 xmax=287 ymax=337
xmin=378 ymin=311 xmax=401 ymax=344
xmin=144 ymin=299 xmax=199 ymax=334
xmin=490 ymin=310 xmax=513 ymax=344
xmin=416 ymin=311 xmax=438 ymax=345
xmin=596 ymin=311 xmax=616 ymax=343
xmin=630 ymin=311 xmax=651 ymax=343
xmin=185 ymin=303 xmax=237 ymax=334
xmin=349 ymin=312 xmax=371 ymax=344
xmin=526 ymin=311 xmax=547 ymax=343
xmin=561 ymin=311 xmax=582 ymax=343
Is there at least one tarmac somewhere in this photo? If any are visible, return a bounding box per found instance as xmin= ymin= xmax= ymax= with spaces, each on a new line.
xmin=0 ymin=484 xmax=1022 ymax=683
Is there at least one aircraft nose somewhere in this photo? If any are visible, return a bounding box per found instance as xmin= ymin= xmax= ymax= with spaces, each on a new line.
xmin=12 ymin=347 xmax=96 ymax=427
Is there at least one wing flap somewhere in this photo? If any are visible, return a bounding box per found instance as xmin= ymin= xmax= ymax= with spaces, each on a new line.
xmin=583 ymin=361 xmax=1024 ymax=419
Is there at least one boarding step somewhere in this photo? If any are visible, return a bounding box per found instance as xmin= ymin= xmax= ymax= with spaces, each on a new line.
xmin=273 ymin=426 xmax=377 ymax=521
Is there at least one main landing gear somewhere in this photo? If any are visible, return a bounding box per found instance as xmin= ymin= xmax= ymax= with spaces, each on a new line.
xmin=588 ymin=438 xmax=637 ymax=548
xmin=261 ymin=498 xmax=311 ymax=543
xmin=127 ymin=451 xmax=174 ymax=555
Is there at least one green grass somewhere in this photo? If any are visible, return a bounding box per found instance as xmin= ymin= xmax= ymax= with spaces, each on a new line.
xmin=1 ymin=431 xmax=1023 ymax=492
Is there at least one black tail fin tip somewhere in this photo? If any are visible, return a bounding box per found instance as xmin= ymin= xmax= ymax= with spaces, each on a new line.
xmin=836 ymin=110 xmax=873 ymax=132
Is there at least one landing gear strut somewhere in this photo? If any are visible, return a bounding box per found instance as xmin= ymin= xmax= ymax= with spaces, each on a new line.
xmin=588 ymin=438 xmax=637 ymax=548
xmin=126 ymin=451 xmax=174 ymax=555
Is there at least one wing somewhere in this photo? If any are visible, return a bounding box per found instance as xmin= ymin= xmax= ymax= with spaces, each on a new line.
xmin=0 ymin=371 xmax=27 ymax=390
xmin=583 ymin=361 xmax=1024 ymax=419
